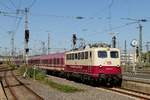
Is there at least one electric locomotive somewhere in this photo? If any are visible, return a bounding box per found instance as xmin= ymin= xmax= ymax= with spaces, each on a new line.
xmin=65 ymin=44 xmax=122 ymax=86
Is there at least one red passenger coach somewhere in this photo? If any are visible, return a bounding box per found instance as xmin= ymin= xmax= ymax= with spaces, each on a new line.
xmin=30 ymin=53 xmax=65 ymax=72
xmin=29 ymin=56 xmax=41 ymax=65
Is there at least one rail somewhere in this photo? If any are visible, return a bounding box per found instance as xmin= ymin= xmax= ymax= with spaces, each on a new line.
xmin=3 ymin=70 xmax=44 ymax=100
xmin=97 ymin=87 xmax=150 ymax=99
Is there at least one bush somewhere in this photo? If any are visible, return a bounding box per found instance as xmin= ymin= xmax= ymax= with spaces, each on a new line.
xmin=18 ymin=66 xmax=46 ymax=80
xmin=18 ymin=66 xmax=83 ymax=93
xmin=18 ymin=65 xmax=26 ymax=75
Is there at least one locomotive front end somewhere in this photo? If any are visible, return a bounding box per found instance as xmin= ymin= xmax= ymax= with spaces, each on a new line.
xmin=94 ymin=48 xmax=122 ymax=86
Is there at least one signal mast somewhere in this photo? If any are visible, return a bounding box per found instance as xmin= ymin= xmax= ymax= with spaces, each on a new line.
xmin=121 ymin=18 xmax=147 ymax=66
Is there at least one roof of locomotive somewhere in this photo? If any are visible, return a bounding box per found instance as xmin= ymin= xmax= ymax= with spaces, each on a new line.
xmin=66 ymin=47 xmax=120 ymax=54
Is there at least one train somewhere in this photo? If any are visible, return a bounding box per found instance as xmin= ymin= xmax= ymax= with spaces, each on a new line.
xmin=27 ymin=44 xmax=122 ymax=87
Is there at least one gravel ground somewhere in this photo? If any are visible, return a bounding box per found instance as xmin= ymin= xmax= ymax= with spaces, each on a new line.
xmin=17 ymin=75 xmax=138 ymax=100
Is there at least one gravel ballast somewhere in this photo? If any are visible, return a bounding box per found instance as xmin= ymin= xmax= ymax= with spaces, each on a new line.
xmin=18 ymin=75 xmax=136 ymax=100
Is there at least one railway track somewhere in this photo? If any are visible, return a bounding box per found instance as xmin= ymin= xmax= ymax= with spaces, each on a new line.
xmin=96 ymin=86 xmax=150 ymax=100
xmin=111 ymin=87 xmax=150 ymax=100
xmin=103 ymin=78 xmax=150 ymax=99
xmin=3 ymin=69 xmax=44 ymax=100
xmin=123 ymin=78 xmax=150 ymax=85
xmin=0 ymin=66 xmax=12 ymax=72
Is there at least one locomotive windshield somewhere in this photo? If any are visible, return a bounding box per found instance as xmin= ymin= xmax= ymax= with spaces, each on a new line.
xmin=98 ymin=51 xmax=107 ymax=58
xmin=110 ymin=51 xmax=119 ymax=58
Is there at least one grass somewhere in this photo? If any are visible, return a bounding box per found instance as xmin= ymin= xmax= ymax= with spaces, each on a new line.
xmin=45 ymin=79 xmax=84 ymax=93
xmin=18 ymin=65 xmax=84 ymax=93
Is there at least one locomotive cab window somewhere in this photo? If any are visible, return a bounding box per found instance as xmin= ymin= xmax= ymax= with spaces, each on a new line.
xmin=98 ymin=51 xmax=107 ymax=58
xmin=110 ymin=51 xmax=119 ymax=58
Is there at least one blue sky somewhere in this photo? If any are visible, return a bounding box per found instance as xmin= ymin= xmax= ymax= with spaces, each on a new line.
xmin=0 ymin=0 xmax=150 ymax=55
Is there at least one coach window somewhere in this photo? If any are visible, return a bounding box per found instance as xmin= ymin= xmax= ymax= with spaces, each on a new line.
xmin=53 ymin=58 xmax=55 ymax=64
xmin=78 ymin=52 xmax=80 ymax=59
xmin=67 ymin=54 xmax=69 ymax=60
xmin=56 ymin=58 xmax=59 ymax=64
xmin=71 ymin=53 xmax=74 ymax=60
xmin=98 ymin=51 xmax=107 ymax=58
xmin=81 ymin=52 xmax=84 ymax=59
xmin=66 ymin=54 xmax=69 ymax=60
xmin=61 ymin=58 xmax=64 ymax=64
xmin=54 ymin=58 xmax=56 ymax=64
xmin=51 ymin=59 xmax=53 ymax=64
xmin=49 ymin=59 xmax=52 ymax=64
xmin=71 ymin=53 xmax=73 ymax=60
xmin=75 ymin=53 xmax=78 ymax=60
xmin=46 ymin=60 xmax=48 ymax=64
xmin=80 ymin=52 xmax=82 ymax=59
xmin=69 ymin=54 xmax=71 ymax=60
xmin=110 ymin=51 xmax=119 ymax=58
xmin=70 ymin=54 xmax=72 ymax=60
xmin=68 ymin=54 xmax=70 ymax=60
xmin=44 ymin=59 xmax=48 ymax=64
xmin=85 ymin=52 xmax=88 ymax=59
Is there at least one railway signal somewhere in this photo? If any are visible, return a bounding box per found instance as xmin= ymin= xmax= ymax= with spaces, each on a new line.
xmin=72 ymin=34 xmax=77 ymax=49
xmin=136 ymin=46 xmax=139 ymax=58
xmin=25 ymin=29 xmax=29 ymax=43
xmin=23 ymin=8 xmax=30 ymax=77
xmin=112 ymin=36 xmax=116 ymax=48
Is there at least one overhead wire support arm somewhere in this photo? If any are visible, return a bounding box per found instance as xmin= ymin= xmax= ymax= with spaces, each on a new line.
xmin=0 ymin=10 xmax=22 ymax=18
xmin=121 ymin=18 xmax=148 ymax=66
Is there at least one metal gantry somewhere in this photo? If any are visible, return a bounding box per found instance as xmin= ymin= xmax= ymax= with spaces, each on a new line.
xmin=121 ymin=18 xmax=147 ymax=66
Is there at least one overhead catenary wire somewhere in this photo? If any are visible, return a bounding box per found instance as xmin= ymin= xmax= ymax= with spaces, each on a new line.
xmin=8 ymin=0 xmax=17 ymax=9
xmin=30 ymin=13 xmax=103 ymax=20
xmin=83 ymin=21 xmax=139 ymax=37
xmin=0 ymin=0 xmax=36 ymax=55
xmin=28 ymin=0 xmax=37 ymax=9
xmin=0 ymin=10 xmax=23 ymax=32
xmin=0 ymin=1 xmax=12 ymax=10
